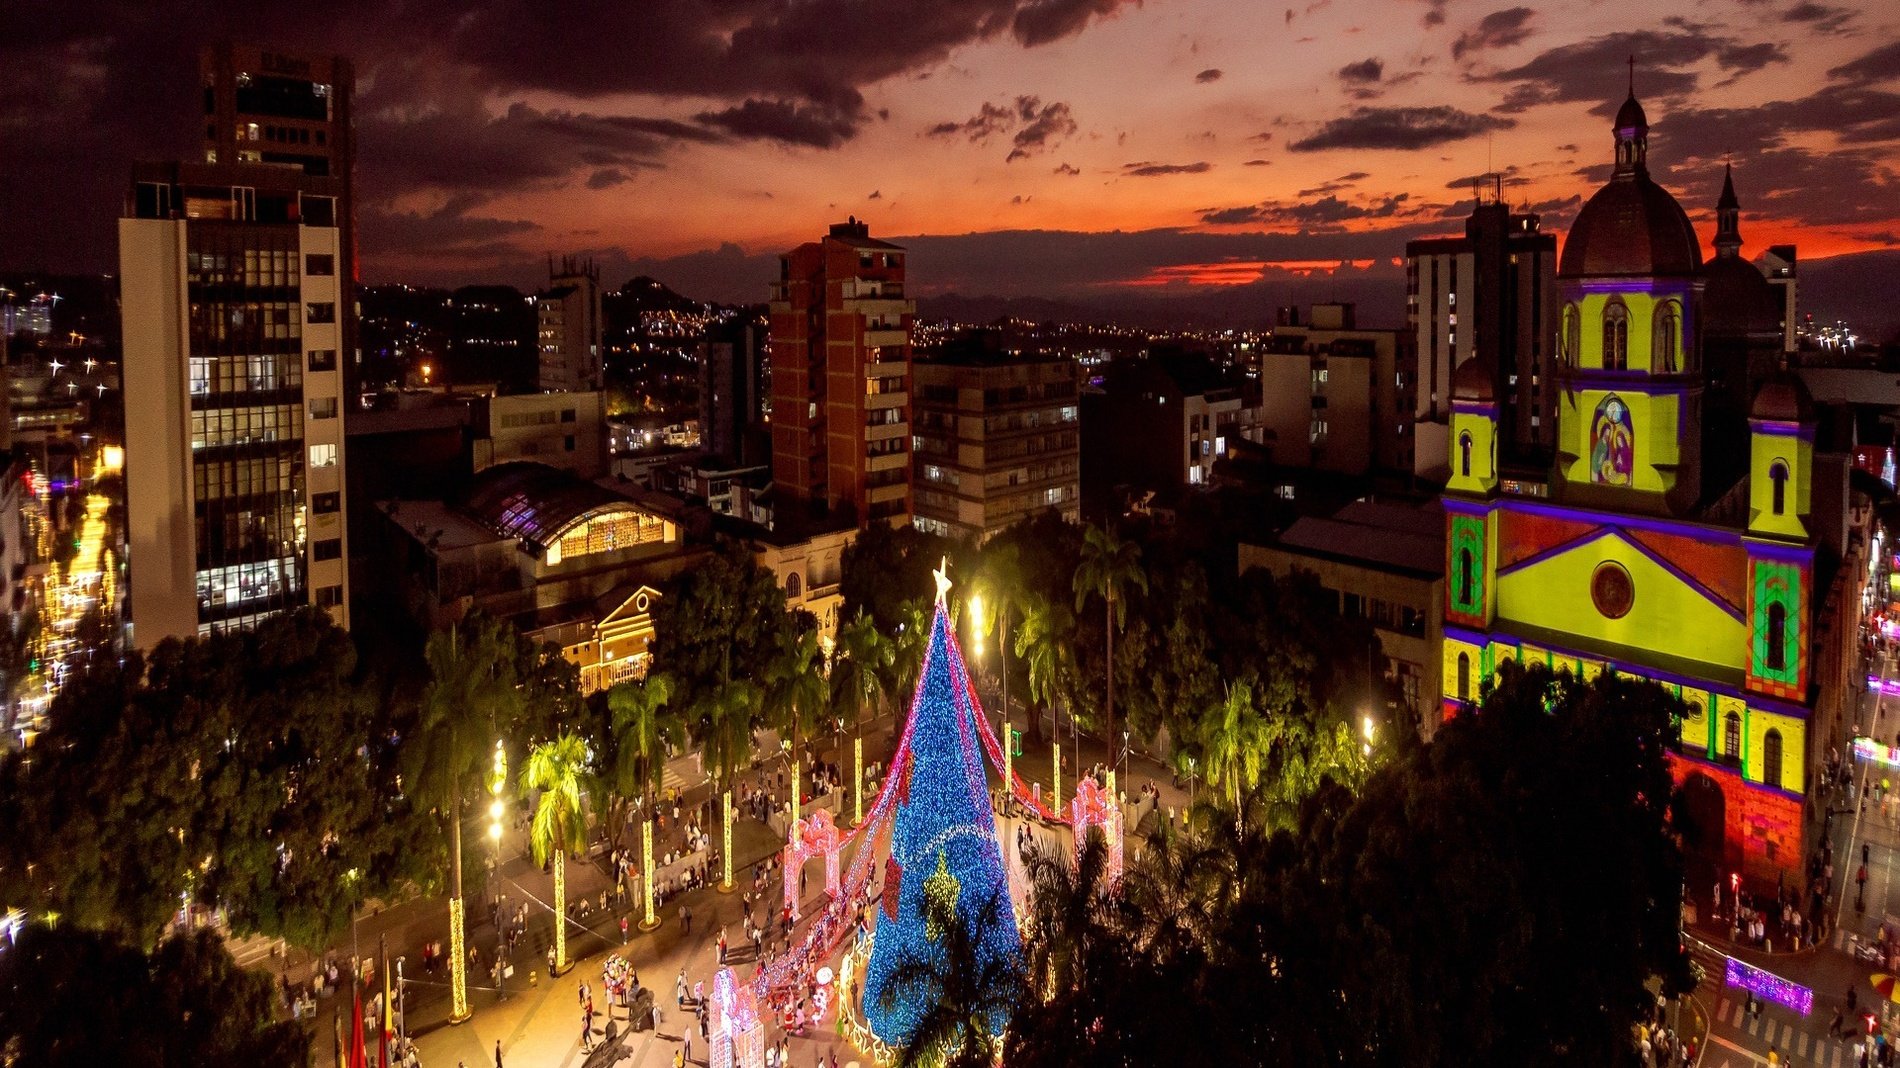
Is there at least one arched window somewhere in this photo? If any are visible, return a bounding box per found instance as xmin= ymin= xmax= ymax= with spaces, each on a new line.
xmin=1654 ymin=301 xmax=1680 ymax=373
xmin=1459 ymin=431 xmax=1473 ymax=478
xmin=1458 ymin=548 xmax=1474 ymax=612
xmin=786 ymin=571 xmax=802 ymax=599
xmin=1562 ymin=303 xmax=1580 ymax=365
xmin=1603 ymin=300 xmax=1629 ymax=370
xmin=1766 ymin=602 xmax=1787 ymax=672
xmin=1763 ymin=728 xmax=1783 ymax=789
xmin=1724 ymin=711 xmax=1742 ymax=761
xmin=1457 ymin=652 xmax=1471 ymax=701
xmin=1770 ymin=461 xmax=1789 ymax=516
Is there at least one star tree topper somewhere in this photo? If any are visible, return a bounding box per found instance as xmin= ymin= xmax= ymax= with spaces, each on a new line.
xmin=933 ymin=556 xmax=952 ymax=605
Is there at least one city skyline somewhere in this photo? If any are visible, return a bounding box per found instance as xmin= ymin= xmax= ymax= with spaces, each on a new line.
xmin=2 ymin=0 xmax=1897 ymax=306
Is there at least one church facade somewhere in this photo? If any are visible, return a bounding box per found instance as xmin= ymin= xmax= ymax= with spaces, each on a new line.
xmin=1439 ymin=91 xmax=1835 ymax=888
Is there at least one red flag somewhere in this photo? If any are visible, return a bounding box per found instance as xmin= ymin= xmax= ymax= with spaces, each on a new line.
xmin=350 ymin=985 xmax=368 ymax=1068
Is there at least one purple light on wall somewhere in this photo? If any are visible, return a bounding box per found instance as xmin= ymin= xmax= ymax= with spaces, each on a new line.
xmin=1725 ymin=957 xmax=1812 ymax=1015
xmin=1867 ymin=675 xmax=1900 ymax=696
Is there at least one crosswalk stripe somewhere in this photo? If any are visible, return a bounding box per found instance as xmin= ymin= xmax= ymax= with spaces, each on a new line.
xmin=1748 ymin=1011 xmax=1761 ymax=1036
xmin=1799 ymin=1030 xmax=1811 ymax=1057
xmin=1719 ymin=997 xmax=1734 ymax=1022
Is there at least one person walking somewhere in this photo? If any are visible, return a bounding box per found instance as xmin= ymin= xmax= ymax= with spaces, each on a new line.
xmin=717 ymin=928 xmax=727 ymax=964
xmin=495 ymin=1040 xmax=505 ymax=1068
xmin=682 ymin=904 xmax=693 ymax=936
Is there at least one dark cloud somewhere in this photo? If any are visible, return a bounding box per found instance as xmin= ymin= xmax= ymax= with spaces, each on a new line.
xmin=1452 ymin=8 xmax=1535 ymax=61
xmin=1198 ymin=193 xmax=1415 ymax=228
xmin=868 ymin=190 xmax=883 ymax=199
xmin=928 ymin=102 xmax=1015 ymax=140
xmin=1339 ymin=58 xmax=1385 ymax=84
xmin=1013 ymin=0 xmax=1127 ymax=47
xmin=587 ymin=169 xmax=634 ymax=190
xmin=358 ymin=196 xmax=539 ymax=257
xmin=1444 ymin=165 xmax=1526 ymax=190
xmin=1829 ymin=42 xmax=1900 ymax=86
xmin=1054 ymin=162 xmax=1082 ymax=175
xmin=928 ymin=96 xmax=1075 ymax=160
xmin=1289 ymin=106 xmax=1514 ymax=151
xmin=1298 ymin=172 xmax=1370 ymax=197
xmin=1781 ymin=3 xmax=1854 ymax=34
xmin=1481 ymin=29 xmax=1785 ymax=114
xmin=1244 ymin=159 xmax=1273 ymax=166
xmin=1008 ymin=99 xmax=1078 ymax=161
xmin=695 ymin=95 xmax=864 ymax=148
xmin=1123 ymin=161 xmax=1213 ymax=176
xmin=1196 ymin=68 xmax=1224 ymax=83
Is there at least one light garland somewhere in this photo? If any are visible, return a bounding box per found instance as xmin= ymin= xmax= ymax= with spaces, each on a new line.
xmin=855 ymin=736 xmax=864 ymax=826
xmin=640 ymin=819 xmax=659 ymax=930
xmin=722 ymin=790 xmax=734 ymax=891
xmin=447 ymin=895 xmax=469 ymax=1021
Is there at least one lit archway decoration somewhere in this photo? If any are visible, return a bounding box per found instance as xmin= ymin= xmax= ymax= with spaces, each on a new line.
xmin=710 ymin=967 xmax=765 ymax=1068
xmin=783 ymin=807 xmax=843 ymax=920
xmin=1069 ymin=776 xmax=1123 ymax=888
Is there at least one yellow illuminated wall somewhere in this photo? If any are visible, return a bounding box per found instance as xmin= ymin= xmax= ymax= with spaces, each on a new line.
xmin=1745 ymin=709 xmax=1804 ymax=792
xmin=1447 ymin=405 xmax=1499 ymax=495
xmin=1748 ymin=429 xmax=1813 ymax=540
xmin=1563 ymin=291 xmax=1684 ymax=374
xmin=1494 ymin=533 xmax=1746 ymax=674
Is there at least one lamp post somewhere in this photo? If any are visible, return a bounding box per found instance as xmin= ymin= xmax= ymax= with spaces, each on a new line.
xmin=638 ymin=818 xmax=659 ymax=930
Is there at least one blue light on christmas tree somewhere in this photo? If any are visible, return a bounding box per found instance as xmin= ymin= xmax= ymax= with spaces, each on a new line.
xmin=861 ymin=589 xmax=1022 ymax=1048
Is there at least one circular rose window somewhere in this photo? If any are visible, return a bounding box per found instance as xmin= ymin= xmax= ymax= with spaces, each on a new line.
xmin=1591 ymin=561 xmax=1634 ymax=619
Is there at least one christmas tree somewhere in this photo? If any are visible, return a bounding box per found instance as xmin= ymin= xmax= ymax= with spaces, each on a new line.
xmin=861 ymin=584 xmax=1022 ymax=1048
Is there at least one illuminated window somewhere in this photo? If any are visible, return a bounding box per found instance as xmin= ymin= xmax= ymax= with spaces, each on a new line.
xmin=1770 ymin=461 xmax=1788 ymax=515
xmin=309 ymin=443 xmax=337 ymax=468
xmin=1763 ymin=728 xmax=1782 ymax=788
xmin=1724 ymin=712 xmax=1742 ymax=761
xmin=1602 ymin=300 xmax=1629 ymax=370
xmin=1654 ymin=301 xmax=1680 ymax=372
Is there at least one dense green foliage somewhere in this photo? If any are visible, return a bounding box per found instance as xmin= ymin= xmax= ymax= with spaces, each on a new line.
xmin=1005 ymin=661 xmax=1693 ymax=1067
xmin=0 ymin=924 xmax=309 ymax=1067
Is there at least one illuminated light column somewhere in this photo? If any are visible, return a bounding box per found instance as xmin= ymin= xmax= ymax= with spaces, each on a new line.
xmin=854 ymin=736 xmax=864 ymax=826
xmin=552 ymin=848 xmax=568 ymax=974
xmin=1052 ymin=741 xmax=1061 ymax=814
xmin=791 ymin=756 xmax=800 ymax=825
xmin=1003 ymin=713 xmax=1012 ymax=801
xmin=639 ymin=819 xmax=660 ymax=930
xmin=1106 ymin=769 xmax=1116 ymax=803
xmin=447 ymin=896 xmax=469 ymax=1022
xmin=720 ymin=790 xmax=735 ymax=892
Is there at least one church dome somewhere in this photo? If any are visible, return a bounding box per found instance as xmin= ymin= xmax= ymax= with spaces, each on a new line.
xmin=1559 ymin=92 xmax=1703 ymax=279
xmin=1451 ymin=357 xmax=1494 ymax=403
xmin=1750 ymin=372 xmax=1812 ymax=423
xmin=1701 ymin=256 xmax=1782 ymax=337
xmin=1560 ymin=175 xmax=1703 ymax=278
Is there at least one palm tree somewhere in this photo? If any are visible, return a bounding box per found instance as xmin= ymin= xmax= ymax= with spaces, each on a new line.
xmin=700 ymin=679 xmax=759 ymax=800
xmin=977 ymin=545 xmax=1025 ymax=748
xmin=1015 ymin=594 xmax=1076 ymax=746
xmin=1072 ymin=524 xmax=1147 ymax=785
xmin=883 ymin=598 xmax=931 ymax=716
xmin=1020 ymin=829 xmax=1119 ymax=997
xmin=763 ymin=620 xmax=828 ymax=769
xmin=607 ymin=672 xmax=679 ymax=925
xmin=520 ymin=732 xmax=591 ymax=975
xmin=403 ymin=614 xmax=524 ymax=1023
xmin=1199 ymin=678 xmax=1267 ymax=821
xmin=880 ymin=885 xmax=1025 ymax=1068
xmin=831 ymin=613 xmax=893 ymax=821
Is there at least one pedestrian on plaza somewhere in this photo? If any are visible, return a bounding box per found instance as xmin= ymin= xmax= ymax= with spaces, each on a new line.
xmin=622 ymin=914 xmax=631 ymax=943
xmin=683 ymin=904 xmax=693 ymax=935
xmin=1834 ymin=1007 xmax=1847 ymax=1038
xmin=495 ymin=1039 xmax=505 ymax=1068
xmin=580 ymin=1010 xmax=593 ymax=1053
xmin=677 ymin=968 xmax=688 ymax=1007
xmin=547 ymin=946 xmax=557 ymax=978
xmin=718 ymin=928 xmax=727 ymax=964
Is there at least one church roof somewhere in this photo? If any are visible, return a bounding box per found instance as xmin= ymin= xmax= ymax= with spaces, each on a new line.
xmin=1451 ymin=357 xmax=1495 ymax=402
xmin=1614 ymin=92 xmax=1648 ymax=131
xmin=1751 ymin=373 xmax=1813 ymax=423
xmin=1560 ymin=174 xmax=1703 ymax=277
xmin=1701 ymin=256 xmax=1782 ymax=337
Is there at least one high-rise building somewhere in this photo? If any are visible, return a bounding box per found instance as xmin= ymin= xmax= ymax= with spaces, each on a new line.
xmin=1406 ymin=190 xmax=1558 ymax=479
xmin=699 ymin=315 xmax=767 ymax=465
xmin=768 ymin=218 xmax=914 ymax=525
xmin=119 ymin=45 xmax=353 ymax=649
xmin=536 ymin=257 xmax=603 ymax=393
xmin=911 ymin=349 xmax=1080 ymax=541
xmin=1079 ymin=352 xmax=1263 ymax=516
xmin=1259 ymin=303 xmax=1409 ymax=476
